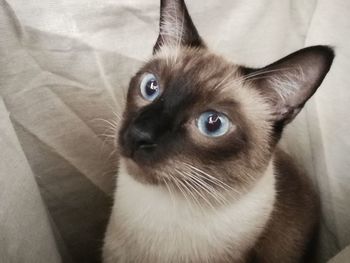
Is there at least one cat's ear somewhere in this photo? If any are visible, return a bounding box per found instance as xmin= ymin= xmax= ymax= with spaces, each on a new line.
xmin=153 ymin=0 xmax=205 ymax=53
xmin=242 ymin=45 xmax=334 ymax=126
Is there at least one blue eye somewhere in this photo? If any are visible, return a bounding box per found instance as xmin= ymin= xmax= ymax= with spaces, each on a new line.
xmin=140 ymin=73 xmax=160 ymax=101
xmin=197 ymin=111 xmax=230 ymax=137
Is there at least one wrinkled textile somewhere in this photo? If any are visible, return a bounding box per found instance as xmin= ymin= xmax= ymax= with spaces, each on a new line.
xmin=0 ymin=0 xmax=349 ymax=262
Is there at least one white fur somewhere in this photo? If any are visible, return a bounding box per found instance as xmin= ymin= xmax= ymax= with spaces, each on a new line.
xmin=103 ymin=159 xmax=276 ymax=263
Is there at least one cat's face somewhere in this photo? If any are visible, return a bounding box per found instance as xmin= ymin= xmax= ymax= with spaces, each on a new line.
xmin=117 ymin=0 xmax=334 ymax=199
xmin=119 ymin=47 xmax=271 ymax=190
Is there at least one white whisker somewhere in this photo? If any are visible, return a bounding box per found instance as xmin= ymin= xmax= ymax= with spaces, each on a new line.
xmin=171 ymin=174 xmax=194 ymax=211
xmin=182 ymin=177 xmax=214 ymax=213
xmin=174 ymin=168 xmax=207 ymax=210
xmin=162 ymin=177 xmax=176 ymax=209
xmin=181 ymin=168 xmax=228 ymax=206
xmin=183 ymin=162 xmax=238 ymax=194
xmin=225 ymin=67 xmax=296 ymax=88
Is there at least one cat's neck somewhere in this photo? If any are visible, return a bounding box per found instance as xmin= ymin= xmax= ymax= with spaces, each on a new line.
xmin=109 ymin=158 xmax=276 ymax=262
xmin=115 ymin=157 xmax=275 ymax=219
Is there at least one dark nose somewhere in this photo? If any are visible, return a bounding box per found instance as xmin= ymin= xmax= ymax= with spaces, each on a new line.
xmin=126 ymin=125 xmax=157 ymax=156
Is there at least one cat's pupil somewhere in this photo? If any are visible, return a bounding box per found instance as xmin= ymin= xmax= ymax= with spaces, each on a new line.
xmin=146 ymin=80 xmax=158 ymax=96
xmin=206 ymin=114 xmax=221 ymax=132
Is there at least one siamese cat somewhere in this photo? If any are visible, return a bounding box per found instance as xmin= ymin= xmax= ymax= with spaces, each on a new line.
xmin=103 ymin=0 xmax=334 ymax=262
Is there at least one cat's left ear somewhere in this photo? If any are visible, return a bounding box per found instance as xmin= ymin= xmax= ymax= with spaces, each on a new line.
xmin=153 ymin=0 xmax=205 ymax=53
xmin=242 ymin=45 xmax=334 ymax=126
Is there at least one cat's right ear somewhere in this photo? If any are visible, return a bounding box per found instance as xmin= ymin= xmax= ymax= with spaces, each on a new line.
xmin=153 ymin=0 xmax=205 ymax=54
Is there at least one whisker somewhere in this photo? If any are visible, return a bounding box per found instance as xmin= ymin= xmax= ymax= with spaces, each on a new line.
xmin=181 ymin=168 xmax=228 ymax=206
xmin=162 ymin=177 xmax=176 ymax=209
xmin=183 ymin=162 xmax=237 ymax=194
xmin=226 ymin=67 xmax=296 ymax=88
xmin=178 ymin=177 xmax=205 ymax=213
xmin=171 ymin=174 xmax=194 ymax=211
xmin=213 ymin=70 xmax=236 ymax=91
xmin=174 ymin=168 xmax=206 ymax=209
xmin=182 ymin=177 xmax=214 ymax=213
xmin=106 ymin=147 xmax=118 ymax=162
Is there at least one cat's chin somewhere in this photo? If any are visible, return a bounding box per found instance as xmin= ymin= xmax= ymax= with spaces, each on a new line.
xmin=121 ymin=157 xmax=162 ymax=185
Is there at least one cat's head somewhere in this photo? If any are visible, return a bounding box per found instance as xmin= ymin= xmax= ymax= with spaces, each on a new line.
xmin=117 ymin=0 xmax=334 ymax=199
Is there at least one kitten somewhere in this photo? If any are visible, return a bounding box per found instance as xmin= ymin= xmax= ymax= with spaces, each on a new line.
xmin=103 ymin=0 xmax=334 ymax=262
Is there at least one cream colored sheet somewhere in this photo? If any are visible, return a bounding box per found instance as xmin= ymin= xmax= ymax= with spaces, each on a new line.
xmin=0 ymin=95 xmax=61 ymax=262
xmin=0 ymin=0 xmax=349 ymax=262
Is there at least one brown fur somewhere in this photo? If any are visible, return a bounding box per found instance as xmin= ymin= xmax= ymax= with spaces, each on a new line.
xmin=249 ymin=149 xmax=320 ymax=262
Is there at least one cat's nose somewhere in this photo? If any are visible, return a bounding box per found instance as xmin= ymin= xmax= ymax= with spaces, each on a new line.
xmin=127 ymin=125 xmax=157 ymax=154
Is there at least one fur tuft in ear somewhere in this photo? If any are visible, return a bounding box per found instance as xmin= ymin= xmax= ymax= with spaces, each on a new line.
xmin=153 ymin=0 xmax=205 ymax=53
xmin=242 ymin=45 xmax=334 ymax=126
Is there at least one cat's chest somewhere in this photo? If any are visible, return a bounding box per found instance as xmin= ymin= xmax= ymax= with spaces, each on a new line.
xmin=107 ymin=162 xmax=276 ymax=262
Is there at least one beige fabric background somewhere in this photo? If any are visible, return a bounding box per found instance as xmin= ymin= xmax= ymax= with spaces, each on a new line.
xmin=0 ymin=0 xmax=349 ymax=262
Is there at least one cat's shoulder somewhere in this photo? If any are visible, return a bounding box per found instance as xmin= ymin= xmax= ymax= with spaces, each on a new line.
xmin=273 ymin=148 xmax=317 ymax=202
xmin=250 ymin=148 xmax=320 ymax=262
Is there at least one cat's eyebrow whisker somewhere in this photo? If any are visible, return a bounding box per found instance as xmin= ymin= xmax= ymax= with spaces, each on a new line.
xmin=213 ymin=70 xmax=236 ymax=91
xmin=243 ymin=67 xmax=294 ymax=80
xmin=218 ymin=67 xmax=296 ymax=90
xmin=232 ymin=67 xmax=297 ymax=86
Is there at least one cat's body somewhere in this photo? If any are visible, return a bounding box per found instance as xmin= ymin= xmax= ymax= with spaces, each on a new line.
xmin=104 ymin=159 xmax=274 ymax=263
xmin=103 ymin=0 xmax=333 ymax=262
xmin=104 ymin=150 xmax=317 ymax=263
xmin=251 ymin=149 xmax=318 ymax=263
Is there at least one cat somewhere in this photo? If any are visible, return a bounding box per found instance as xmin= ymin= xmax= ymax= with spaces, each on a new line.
xmin=103 ymin=0 xmax=334 ymax=262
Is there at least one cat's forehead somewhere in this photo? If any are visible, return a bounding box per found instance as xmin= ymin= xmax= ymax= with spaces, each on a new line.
xmin=135 ymin=46 xmax=272 ymax=124
xmin=149 ymin=46 xmax=242 ymax=94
